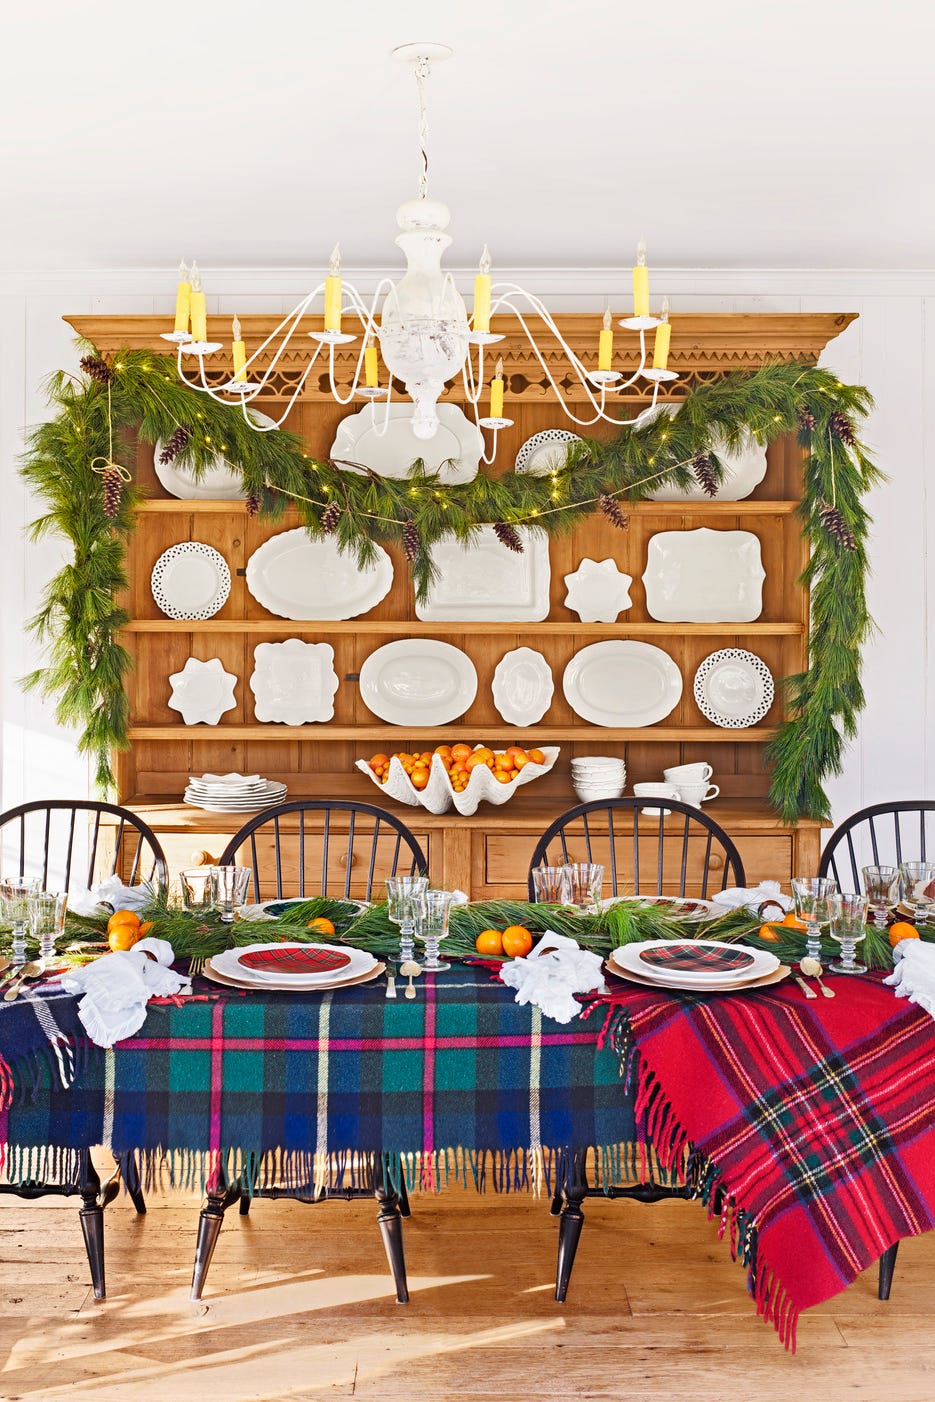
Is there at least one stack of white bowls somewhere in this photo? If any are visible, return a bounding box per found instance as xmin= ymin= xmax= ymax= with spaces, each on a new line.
xmin=571 ymin=755 xmax=627 ymax=803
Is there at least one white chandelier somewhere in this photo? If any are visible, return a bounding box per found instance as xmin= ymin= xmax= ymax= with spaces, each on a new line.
xmin=165 ymin=42 xmax=677 ymax=460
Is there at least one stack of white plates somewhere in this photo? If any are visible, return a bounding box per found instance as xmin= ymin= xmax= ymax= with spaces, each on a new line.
xmin=571 ymin=755 xmax=626 ymax=803
xmin=205 ymin=941 xmax=382 ymax=992
xmin=608 ymin=939 xmax=785 ymax=993
xmin=184 ymin=772 xmax=288 ymax=813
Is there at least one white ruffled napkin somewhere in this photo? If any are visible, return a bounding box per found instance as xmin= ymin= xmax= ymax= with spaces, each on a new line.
xmin=711 ymin=881 xmax=791 ymax=920
xmin=884 ymin=939 xmax=935 ymax=1018
xmin=67 ymin=875 xmax=154 ymax=918
xmin=498 ymin=931 xmax=605 ymax=1024
xmin=60 ymin=937 xmax=190 ymax=1047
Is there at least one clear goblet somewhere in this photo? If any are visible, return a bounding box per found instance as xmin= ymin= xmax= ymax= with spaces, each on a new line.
xmin=862 ymin=865 xmax=899 ymax=929
xmin=28 ymin=891 xmax=67 ymax=964
xmin=385 ymin=875 xmax=429 ymax=963
xmin=180 ymin=868 xmax=213 ymax=912
xmin=791 ymin=875 xmax=837 ymax=962
xmin=830 ymin=891 xmax=868 ymax=974
xmin=898 ymin=861 xmax=935 ymax=924
xmin=413 ymin=889 xmax=456 ymax=972
xmin=1 ymin=876 xmax=41 ymax=967
xmin=209 ymin=865 xmax=251 ymax=923
xmin=531 ymin=865 xmax=569 ymax=904
xmin=563 ymin=863 xmax=604 ymax=911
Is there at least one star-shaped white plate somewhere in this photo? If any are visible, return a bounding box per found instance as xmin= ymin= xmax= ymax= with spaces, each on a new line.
xmin=168 ymin=657 xmax=238 ymax=725
xmin=563 ymin=558 xmax=633 ymax=623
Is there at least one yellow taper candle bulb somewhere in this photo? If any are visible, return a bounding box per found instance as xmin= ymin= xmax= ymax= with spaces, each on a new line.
xmin=174 ymin=260 xmax=191 ymax=334
xmin=190 ymin=262 xmax=207 ymax=343
xmin=231 ymin=314 xmax=247 ymax=382
xmin=324 ymin=243 xmax=343 ymax=332
xmin=632 ymin=240 xmax=650 ymax=318
xmin=653 ymin=299 xmax=671 ymax=370
xmin=489 ymin=357 xmax=505 ymax=419
xmin=364 ymin=342 xmax=379 ymax=388
xmin=473 ymin=244 xmax=492 ymax=333
xmin=598 ymin=307 xmax=614 ymax=371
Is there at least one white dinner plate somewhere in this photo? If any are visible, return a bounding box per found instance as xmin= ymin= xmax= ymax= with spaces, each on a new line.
xmin=611 ymin=939 xmax=780 ymax=986
xmin=600 ymin=895 xmax=722 ymax=923
xmin=491 ymin=647 xmax=554 ymax=726
xmin=250 ymin=639 xmax=339 ymax=723
xmin=245 ymin=529 xmax=393 ymax=620
xmin=151 ymin=542 xmax=231 ymax=620
xmin=562 ymin=641 xmax=682 ymax=728
xmin=693 ymin=649 xmax=775 ymax=728
xmin=635 ymin=406 xmax=769 ymax=502
xmin=168 ymin=657 xmax=238 ymax=726
xmin=153 ymin=411 xmax=276 ymax=499
xmin=415 ymin=526 xmax=550 ymax=622
xmin=642 ymin=529 xmax=765 ymax=623
xmin=605 ymin=957 xmax=790 ymax=994
xmin=514 ymin=429 xmax=583 ymax=476
xmin=329 ymin=402 xmax=482 ymax=484
xmin=358 ymin=639 xmax=478 ymax=726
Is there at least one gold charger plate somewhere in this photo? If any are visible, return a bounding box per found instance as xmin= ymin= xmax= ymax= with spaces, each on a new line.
xmin=202 ymin=959 xmax=386 ymax=993
xmin=604 ymin=957 xmax=791 ymax=994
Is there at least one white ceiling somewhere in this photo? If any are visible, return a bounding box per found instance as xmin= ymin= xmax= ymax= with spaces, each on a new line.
xmin=2 ymin=0 xmax=934 ymax=273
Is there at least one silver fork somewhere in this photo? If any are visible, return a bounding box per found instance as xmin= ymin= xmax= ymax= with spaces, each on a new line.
xmin=188 ymin=955 xmax=206 ymax=980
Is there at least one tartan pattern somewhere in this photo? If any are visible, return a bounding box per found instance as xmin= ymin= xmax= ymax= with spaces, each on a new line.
xmin=237 ymin=946 xmax=351 ymax=975
xmin=638 ymin=942 xmax=756 ymax=973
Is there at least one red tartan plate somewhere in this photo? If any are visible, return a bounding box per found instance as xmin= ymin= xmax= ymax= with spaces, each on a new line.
xmin=638 ymin=942 xmax=757 ymax=974
xmin=236 ymin=944 xmax=352 ymax=976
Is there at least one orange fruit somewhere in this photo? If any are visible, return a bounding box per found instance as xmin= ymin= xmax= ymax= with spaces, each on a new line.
xmin=451 ymin=743 xmax=473 ymax=761
xmin=475 ymin=929 xmax=504 ymax=956
xmin=369 ymin=753 xmax=389 ymax=771
xmin=758 ymin=923 xmax=782 ymax=943
xmin=106 ymin=910 xmax=141 ymax=935
xmin=138 ymin=921 xmax=155 ymax=938
xmin=108 ymin=925 xmax=140 ymax=952
xmin=307 ymin=916 xmax=336 ymax=936
xmin=501 ymin=925 xmax=534 ymax=958
xmin=513 ymin=753 xmax=531 ymax=770
xmin=493 ymin=770 xmax=513 ymax=784
xmin=781 ymin=912 xmax=808 ymax=932
xmin=527 ymin=748 xmax=546 ymax=766
xmin=411 ymin=768 xmax=430 ymax=790
xmin=889 ymin=921 xmax=920 ymax=947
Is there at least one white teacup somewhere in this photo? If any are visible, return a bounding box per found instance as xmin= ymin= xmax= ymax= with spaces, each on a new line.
xmin=674 ymin=781 xmax=720 ymax=807
xmin=664 ymin=762 xmax=714 ymax=784
xmin=633 ymin=782 xmax=681 ymax=816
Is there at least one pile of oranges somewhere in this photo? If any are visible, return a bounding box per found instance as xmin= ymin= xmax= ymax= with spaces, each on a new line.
xmin=367 ymin=743 xmax=547 ymax=794
xmin=474 ymin=925 xmax=534 ymax=958
xmin=106 ymin=909 xmax=153 ymax=952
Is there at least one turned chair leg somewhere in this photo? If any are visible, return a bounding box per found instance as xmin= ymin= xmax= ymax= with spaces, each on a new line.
xmin=78 ymin=1150 xmax=109 ymax=1300
xmin=878 ymin=1241 xmax=899 ymax=1300
xmin=555 ymin=1149 xmax=589 ymax=1304
xmin=190 ymin=1184 xmax=241 ymax=1300
xmin=120 ymin=1152 xmax=147 ymax=1215
xmin=373 ymin=1157 xmax=409 ymax=1303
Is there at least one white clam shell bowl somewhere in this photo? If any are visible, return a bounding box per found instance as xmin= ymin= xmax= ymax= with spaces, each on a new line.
xmin=355 ymin=745 xmax=560 ymax=816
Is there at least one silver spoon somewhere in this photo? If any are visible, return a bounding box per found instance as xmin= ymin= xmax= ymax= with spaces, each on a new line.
xmin=4 ymin=961 xmax=44 ymax=1002
xmin=399 ymin=960 xmax=422 ymax=1000
xmin=800 ymin=956 xmax=835 ymax=999
xmin=793 ymin=973 xmax=818 ymax=1000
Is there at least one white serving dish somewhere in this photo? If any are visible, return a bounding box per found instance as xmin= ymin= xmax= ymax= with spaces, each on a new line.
xmin=562 ymin=641 xmax=683 ymax=728
xmin=642 ymin=528 xmax=765 ymax=623
xmin=151 ymin=542 xmax=231 ymax=620
xmin=245 ymin=528 xmax=393 ymax=620
xmin=415 ymin=526 xmax=551 ymax=622
xmin=636 ymin=406 xmax=769 ymax=502
xmin=329 ymin=402 xmax=482 ymax=484
xmin=491 ymin=648 xmax=554 ymax=726
xmin=167 ymin=657 xmax=238 ymax=726
xmin=693 ymin=648 xmax=775 ymax=728
xmin=514 ymin=429 xmax=583 ymax=476
xmin=355 ymin=745 xmax=560 ymax=816
xmin=358 ymin=639 xmax=478 ymax=726
xmin=250 ymin=639 xmax=339 ymax=723
xmin=153 ymin=410 xmax=276 ymax=499
xmin=563 ymin=558 xmax=633 ymax=623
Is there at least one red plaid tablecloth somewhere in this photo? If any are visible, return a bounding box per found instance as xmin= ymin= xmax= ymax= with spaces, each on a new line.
xmin=591 ymin=972 xmax=935 ymax=1347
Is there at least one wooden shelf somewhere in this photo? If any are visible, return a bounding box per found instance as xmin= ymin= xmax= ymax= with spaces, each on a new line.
xmin=127 ymin=724 xmax=778 ymax=743
xmin=122 ymin=619 xmax=806 ymax=636
xmin=130 ymin=498 xmax=803 ymax=516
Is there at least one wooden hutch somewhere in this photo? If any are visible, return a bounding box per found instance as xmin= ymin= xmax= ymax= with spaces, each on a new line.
xmin=66 ymin=311 xmax=855 ymax=898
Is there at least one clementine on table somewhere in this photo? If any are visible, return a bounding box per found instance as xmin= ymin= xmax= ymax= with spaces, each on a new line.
xmin=307 ymin=916 xmax=336 ymax=936
xmin=781 ymin=912 xmax=808 ymax=932
xmin=758 ymin=923 xmax=783 ymax=943
xmin=475 ymin=929 xmax=504 ymax=956
xmin=108 ymin=925 xmax=140 ymax=952
xmin=106 ymin=910 xmax=141 ymax=936
xmin=501 ymin=925 xmax=534 ymax=958
xmin=138 ymin=921 xmax=155 ymax=938
xmin=889 ymin=921 xmax=920 ymax=946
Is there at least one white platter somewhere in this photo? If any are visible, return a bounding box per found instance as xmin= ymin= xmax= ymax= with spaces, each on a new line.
xmin=151 ymin=542 xmax=231 ymax=620
xmin=153 ymin=410 xmax=276 ymax=499
xmin=245 ymin=529 xmax=393 ymax=620
xmin=168 ymin=657 xmax=237 ymax=726
xmin=415 ymin=526 xmax=550 ymax=622
xmin=358 ymin=639 xmax=478 ymax=727
xmin=642 ymin=528 xmax=765 ymax=623
xmin=250 ymin=639 xmax=339 ymax=723
xmin=635 ymin=406 xmax=769 ymax=502
xmin=356 ymin=745 xmax=560 ymax=816
xmin=563 ymin=558 xmax=633 ymax=623
xmin=491 ymin=648 xmax=554 ymax=726
xmin=563 ymin=641 xmax=682 ymax=728
xmin=515 ymin=429 xmax=583 ymax=476
xmin=693 ymin=648 xmax=775 ymax=728
xmin=329 ymin=402 xmax=482 ymax=484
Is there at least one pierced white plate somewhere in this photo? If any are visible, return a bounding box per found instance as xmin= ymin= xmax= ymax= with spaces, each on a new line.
xmin=168 ymin=657 xmax=238 ymax=726
xmin=151 ymin=542 xmax=231 ymax=620
xmin=358 ymin=639 xmax=478 ymax=726
xmin=250 ymin=639 xmax=340 ymax=723
xmin=563 ymin=558 xmax=633 ymax=623
xmin=245 ymin=529 xmax=393 ymax=620
xmin=415 ymin=526 xmax=551 ymax=622
xmin=693 ymin=649 xmax=775 ymax=728
xmin=330 ymin=402 xmax=482 ymax=484
xmin=563 ymin=641 xmax=683 ymax=728
xmin=642 ymin=529 xmax=765 ymax=623
xmin=515 ymin=429 xmax=583 ymax=476
xmin=491 ymin=648 xmax=555 ymax=726
xmin=153 ymin=410 xmax=276 ymax=499
xmin=635 ymin=406 xmax=769 ymax=502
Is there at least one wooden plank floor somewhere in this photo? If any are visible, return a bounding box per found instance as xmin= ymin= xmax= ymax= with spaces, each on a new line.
xmin=2 ymin=1183 xmax=935 ymax=1401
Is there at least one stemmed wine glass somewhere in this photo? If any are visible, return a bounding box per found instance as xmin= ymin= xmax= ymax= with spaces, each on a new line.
xmin=385 ymin=875 xmax=428 ymax=963
xmin=413 ymin=889 xmax=456 ymax=972
xmin=829 ymin=892 xmax=869 ymax=975
xmin=862 ymin=866 xmax=899 ymax=929
xmin=28 ymin=891 xmax=67 ymax=964
xmin=898 ymin=861 xmax=935 ymax=924
xmin=1 ymin=876 xmax=41 ymax=967
xmin=791 ymin=876 xmax=837 ymax=962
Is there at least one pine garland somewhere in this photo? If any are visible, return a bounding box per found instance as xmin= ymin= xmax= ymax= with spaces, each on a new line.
xmin=20 ymin=349 xmax=880 ymax=820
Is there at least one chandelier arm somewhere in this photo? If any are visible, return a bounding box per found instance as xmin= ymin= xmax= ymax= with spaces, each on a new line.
xmin=241 ymin=340 xmax=327 ymax=429
xmin=174 ymin=291 xmax=322 ymax=409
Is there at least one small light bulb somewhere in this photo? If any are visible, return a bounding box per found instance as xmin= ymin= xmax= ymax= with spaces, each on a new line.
xmin=190 ymin=261 xmax=201 ymax=291
xmin=328 ymin=243 xmax=341 ymax=276
xmin=479 ymin=244 xmax=491 ymax=275
xmin=636 ymin=239 xmax=647 ymax=267
xmin=603 ymin=307 xmax=612 ymax=331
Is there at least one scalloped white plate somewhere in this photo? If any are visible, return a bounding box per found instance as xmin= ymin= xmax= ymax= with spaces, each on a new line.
xmin=245 ymin=529 xmax=394 ymax=620
xmin=563 ymin=558 xmax=633 ymax=623
xmin=693 ymin=649 xmax=775 ymax=728
xmin=330 ymin=402 xmax=482 ymax=483
xmin=250 ymin=639 xmax=339 ymax=723
xmin=642 ymin=529 xmax=765 ymax=623
xmin=491 ymin=648 xmax=554 ymax=726
xmin=514 ymin=429 xmax=583 ymax=476
xmin=636 ymin=406 xmax=769 ymax=502
xmin=168 ymin=657 xmax=237 ymax=725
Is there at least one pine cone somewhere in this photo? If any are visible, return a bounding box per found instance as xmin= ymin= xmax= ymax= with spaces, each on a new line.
xmin=158 ymin=425 xmax=191 ymax=464
xmin=80 ymin=354 xmax=114 ymax=386
xmin=818 ymin=500 xmax=857 ymax=551
xmin=829 ymin=411 xmax=857 ymax=447
xmin=493 ymin=520 xmax=524 ymax=553
xmin=246 ymin=491 xmax=261 ymax=518
xmin=101 ymin=465 xmax=122 ymax=518
xmin=598 ymin=494 xmax=629 ymax=530
xmin=798 ymin=408 xmax=817 ymax=432
xmin=403 ymin=518 xmax=421 ymax=563
xmin=320 ymin=500 xmax=342 ymax=534
xmin=690 ymin=454 xmax=718 ymax=498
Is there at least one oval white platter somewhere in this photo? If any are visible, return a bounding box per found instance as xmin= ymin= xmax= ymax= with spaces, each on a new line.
xmin=415 ymin=526 xmax=550 ymax=622
xmin=168 ymin=657 xmax=238 ymax=725
xmin=358 ymin=639 xmax=478 ymax=726
xmin=245 ymin=529 xmax=394 ymax=620
xmin=563 ymin=640 xmax=683 ymax=728
xmin=151 ymin=542 xmax=232 ymax=620
xmin=250 ymin=639 xmax=340 ymax=723
xmin=693 ymin=648 xmax=775 ymax=728
xmin=514 ymin=429 xmax=583 ymax=476
xmin=635 ymin=406 xmax=768 ymax=502
xmin=642 ymin=528 xmax=765 ymax=623
xmin=356 ymin=745 xmax=560 ymax=816
xmin=491 ymin=647 xmax=554 ymax=726
xmin=563 ymin=558 xmax=633 ymax=623
xmin=330 ymin=402 xmax=482 ymax=484
xmin=153 ymin=410 xmax=276 ymax=499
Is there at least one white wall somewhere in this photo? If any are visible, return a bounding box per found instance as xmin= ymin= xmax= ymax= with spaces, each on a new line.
xmin=1 ymin=267 xmax=930 ymax=829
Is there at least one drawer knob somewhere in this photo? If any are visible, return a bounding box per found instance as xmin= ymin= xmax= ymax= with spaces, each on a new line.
xmin=338 ymin=852 xmax=358 ymax=869
xmin=709 ymin=853 xmax=724 ymax=871
xmin=191 ymin=849 xmax=217 ymax=867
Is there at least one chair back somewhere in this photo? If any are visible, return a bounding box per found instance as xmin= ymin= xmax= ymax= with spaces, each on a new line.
xmin=217 ymin=800 xmax=429 ymax=902
xmin=0 ymin=800 xmax=169 ymax=893
xmin=527 ymin=798 xmax=746 ymax=901
xmin=818 ymin=800 xmax=935 ymax=892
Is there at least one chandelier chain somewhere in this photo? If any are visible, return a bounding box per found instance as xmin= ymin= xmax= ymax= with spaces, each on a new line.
xmin=414 ymin=56 xmax=431 ymax=199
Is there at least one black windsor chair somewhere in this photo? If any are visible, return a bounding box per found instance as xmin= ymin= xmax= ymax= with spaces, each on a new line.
xmin=818 ymin=798 xmax=935 ymax=1300
xmin=189 ymin=799 xmax=429 ymax=1303
xmin=527 ymin=797 xmax=746 ymax=1302
xmin=0 ymin=799 xmax=169 ymax=1299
